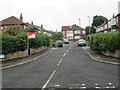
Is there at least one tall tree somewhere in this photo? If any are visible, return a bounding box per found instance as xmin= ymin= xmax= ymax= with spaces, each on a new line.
xmin=92 ymin=15 xmax=108 ymax=27
xmin=85 ymin=26 xmax=96 ymax=35
xmin=86 ymin=15 xmax=108 ymax=34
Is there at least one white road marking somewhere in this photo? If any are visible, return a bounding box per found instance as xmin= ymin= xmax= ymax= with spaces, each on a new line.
xmin=66 ymin=50 xmax=69 ymax=53
xmin=54 ymin=84 xmax=60 ymax=87
xmin=57 ymin=58 xmax=63 ymax=66
xmin=63 ymin=53 xmax=66 ymax=57
xmin=81 ymin=84 xmax=85 ymax=86
xmin=42 ymin=70 xmax=56 ymax=90
xmin=108 ymin=83 xmax=112 ymax=85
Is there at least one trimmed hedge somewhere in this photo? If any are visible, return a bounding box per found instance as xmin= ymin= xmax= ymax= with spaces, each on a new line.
xmin=2 ymin=33 xmax=50 ymax=55
xmin=29 ymin=33 xmax=50 ymax=48
xmin=85 ymin=32 xmax=120 ymax=52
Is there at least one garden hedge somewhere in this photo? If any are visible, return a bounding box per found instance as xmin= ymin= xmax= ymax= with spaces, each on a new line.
xmin=2 ymin=33 xmax=50 ymax=55
xmin=85 ymin=32 xmax=120 ymax=52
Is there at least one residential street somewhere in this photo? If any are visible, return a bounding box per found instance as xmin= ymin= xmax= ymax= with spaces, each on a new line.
xmin=2 ymin=43 xmax=118 ymax=89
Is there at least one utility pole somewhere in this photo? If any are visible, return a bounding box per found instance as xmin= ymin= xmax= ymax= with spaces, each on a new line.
xmin=79 ymin=18 xmax=81 ymax=27
xmin=88 ymin=16 xmax=91 ymax=35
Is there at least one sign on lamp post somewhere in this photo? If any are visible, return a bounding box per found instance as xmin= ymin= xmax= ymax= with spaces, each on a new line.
xmin=27 ymin=32 xmax=36 ymax=55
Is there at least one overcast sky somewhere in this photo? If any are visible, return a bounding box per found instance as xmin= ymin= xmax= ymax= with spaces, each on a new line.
xmin=0 ymin=0 xmax=119 ymax=31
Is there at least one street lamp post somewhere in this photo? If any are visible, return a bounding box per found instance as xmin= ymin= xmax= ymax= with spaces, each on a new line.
xmin=79 ymin=18 xmax=81 ymax=27
xmin=88 ymin=16 xmax=90 ymax=35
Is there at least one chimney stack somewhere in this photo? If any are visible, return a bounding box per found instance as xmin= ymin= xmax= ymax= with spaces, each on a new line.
xmin=20 ymin=13 xmax=23 ymax=21
xmin=41 ymin=25 xmax=43 ymax=29
xmin=113 ymin=13 xmax=115 ymax=18
xmin=31 ymin=21 xmax=33 ymax=25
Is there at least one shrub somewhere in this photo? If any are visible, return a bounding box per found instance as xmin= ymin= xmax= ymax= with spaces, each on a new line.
xmin=2 ymin=32 xmax=50 ymax=54
xmin=2 ymin=33 xmax=27 ymax=54
xmin=29 ymin=33 xmax=50 ymax=48
xmin=5 ymin=24 xmax=21 ymax=36
xmin=86 ymin=32 xmax=120 ymax=52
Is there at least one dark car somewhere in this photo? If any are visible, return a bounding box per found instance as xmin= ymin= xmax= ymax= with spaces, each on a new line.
xmin=56 ymin=40 xmax=63 ymax=47
xmin=78 ymin=39 xmax=86 ymax=47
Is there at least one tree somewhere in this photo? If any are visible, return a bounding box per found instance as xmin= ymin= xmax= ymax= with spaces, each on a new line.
xmin=51 ymin=32 xmax=63 ymax=42
xmin=5 ymin=24 xmax=21 ymax=36
xmin=92 ymin=15 xmax=108 ymax=27
xmin=23 ymin=25 xmax=38 ymax=32
xmin=85 ymin=26 xmax=90 ymax=35
xmin=85 ymin=26 xmax=96 ymax=35
xmin=85 ymin=15 xmax=108 ymax=35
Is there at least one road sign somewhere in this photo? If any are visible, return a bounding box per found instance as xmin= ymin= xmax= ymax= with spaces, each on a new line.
xmin=27 ymin=32 xmax=36 ymax=38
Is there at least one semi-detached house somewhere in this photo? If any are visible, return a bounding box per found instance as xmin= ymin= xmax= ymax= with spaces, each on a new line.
xmin=0 ymin=14 xmax=27 ymax=31
xmin=96 ymin=14 xmax=120 ymax=33
xmin=61 ymin=24 xmax=86 ymax=41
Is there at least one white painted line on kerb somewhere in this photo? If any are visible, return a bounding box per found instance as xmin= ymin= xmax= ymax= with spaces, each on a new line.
xmin=63 ymin=53 xmax=66 ymax=57
xmin=42 ymin=70 xmax=56 ymax=90
xmin=58 ymin=58 xmax=63 ymax=66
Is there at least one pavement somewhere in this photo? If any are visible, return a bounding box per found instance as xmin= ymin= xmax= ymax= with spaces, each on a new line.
xmin=1 ymin=47 xmax=57 ymax=69
xmin=82 ymin=46 xmax=120 ymax=65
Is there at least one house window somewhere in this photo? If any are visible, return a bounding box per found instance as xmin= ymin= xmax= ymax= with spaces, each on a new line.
xmin=82 ymin=30 xmax=85 ymax=34
xmin=0 ymin=27 xmax=3 ymax=30
xmin=117 ymin=17 xmax=118 ymax=23
xmin=74 ymin=30 xmax=80 ymax=34
xmin=67 ymin=36 xmax=73 ymax=39
xmin=66 ymin=31 xmax=73 ymax=34
xmin=108 ymin=21 xmax=111 ymax=28
xmin=111 ymin=18 xmax=116 ymax=25
xmin=74 ymin=36 xmax=80 ymax=39
xmin=104 ymin=24 xmax=107 ymax=29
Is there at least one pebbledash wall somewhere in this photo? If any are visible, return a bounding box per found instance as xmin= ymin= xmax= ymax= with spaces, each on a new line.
xmin=3 ymin=46 xmax=47 ymax=61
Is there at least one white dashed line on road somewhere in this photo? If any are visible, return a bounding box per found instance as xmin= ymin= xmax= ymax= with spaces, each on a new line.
xmin=58 ymin=58 xmax=63 ymax=66
xmin=69 ymin=48 xmax=71 ymax=51
xmin=63 ymin=53 xmax=66 ymax=57
xmin=66 ymin=50 xmax=69 ymax=53
xmin=42 ymin=70 xmax=56 ymax=90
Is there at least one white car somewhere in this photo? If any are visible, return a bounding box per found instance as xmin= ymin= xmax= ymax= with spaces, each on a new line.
xmin=63 ymin=39 xmax=69 ymax=44
xmin=78 ymin=39 xmax=86 ymax=47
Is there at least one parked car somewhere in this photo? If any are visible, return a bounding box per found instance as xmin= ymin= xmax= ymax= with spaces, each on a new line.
xmin=55 ymin=40 xmax=63 ymax=47
xmin=63 ymin=38 xmax=69 ymax=44
xmin=78 ymin=39 xmax=86 ymax=47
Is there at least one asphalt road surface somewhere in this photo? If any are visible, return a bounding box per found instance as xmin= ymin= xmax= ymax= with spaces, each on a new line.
xmin=2 ymin=43 xmax=119 ymax=89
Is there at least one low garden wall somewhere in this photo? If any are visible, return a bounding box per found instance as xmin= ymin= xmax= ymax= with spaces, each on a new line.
xmin=3 ymin=46 xmax=47 ymax=61
xmin=102 ymin=50 xmax=120 ymax=58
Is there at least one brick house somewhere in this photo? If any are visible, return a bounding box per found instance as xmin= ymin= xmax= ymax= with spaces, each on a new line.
xmin=0 ymin=14 xmax=27 ymax=31
xmin=61 ymin=24 xmax=86 ymax=41
xmin=96 ymin=13 xmax=120 ymax=33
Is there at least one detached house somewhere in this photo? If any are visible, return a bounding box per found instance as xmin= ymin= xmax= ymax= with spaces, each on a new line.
xmin=0 ymin=14 xmax=27 ymax=31
xmin=61 ymin=24 xmax=86 ymax=41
